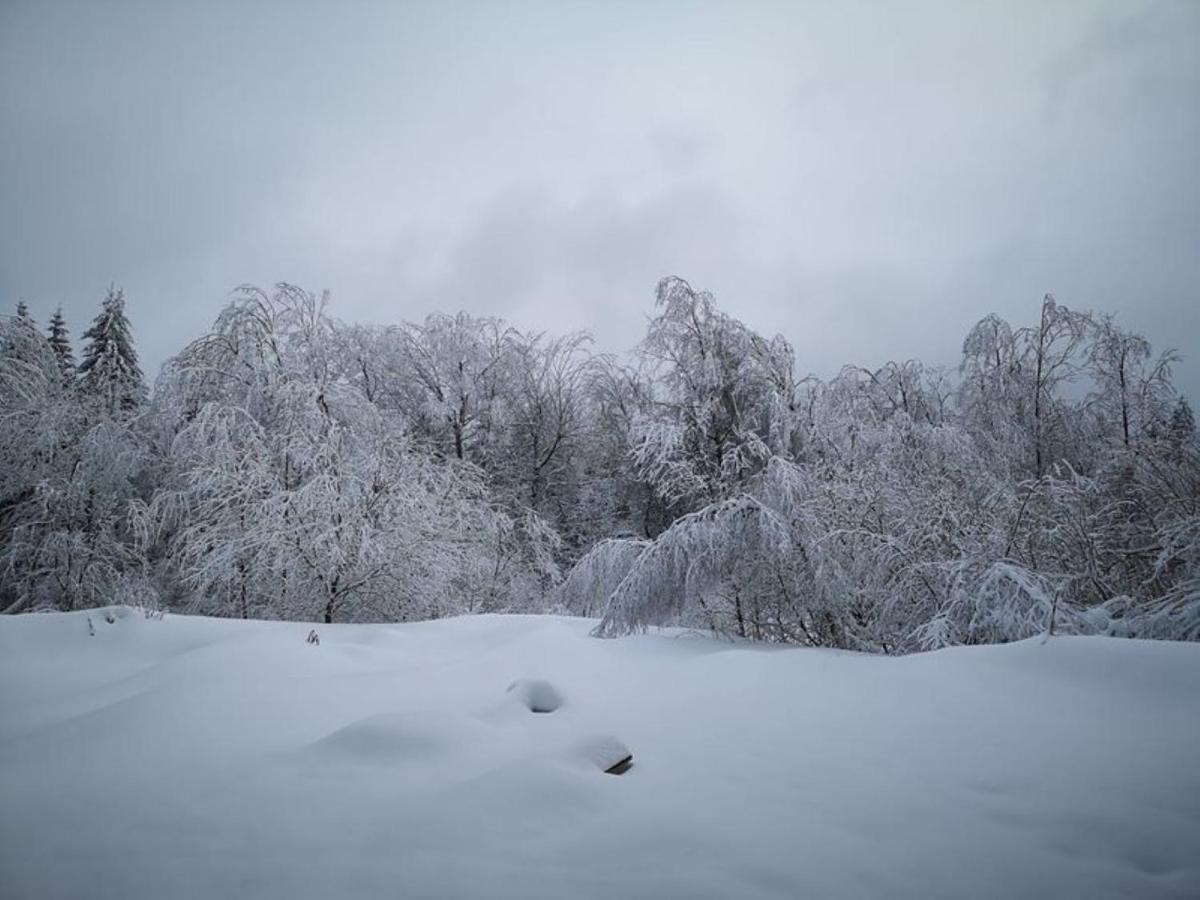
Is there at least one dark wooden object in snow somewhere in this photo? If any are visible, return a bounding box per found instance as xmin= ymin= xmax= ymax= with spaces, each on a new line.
xmin=604 ymin=755 xmax=633 ymax=775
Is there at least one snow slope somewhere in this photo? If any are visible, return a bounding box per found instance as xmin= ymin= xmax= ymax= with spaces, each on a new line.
xmin=1 ymin=609 xmax=1198 ymax=899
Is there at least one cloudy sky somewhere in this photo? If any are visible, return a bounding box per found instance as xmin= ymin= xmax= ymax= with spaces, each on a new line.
xmin=2 ymin=0 xmax=1197 ymax=396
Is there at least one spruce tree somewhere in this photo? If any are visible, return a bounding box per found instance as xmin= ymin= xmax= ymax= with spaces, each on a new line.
xmin=78 ymin=286 xmax=146 ymax=414
xmin=46 ymin=307 xmax=76 ymax=383
xmin=15 ymin=300 xmax=32 ymax=322
xmin=1169 ymin=397 xmax=1195 ymax=447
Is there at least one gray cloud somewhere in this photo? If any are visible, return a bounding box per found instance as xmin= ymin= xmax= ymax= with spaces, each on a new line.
xmin=2 ymin=0 xmax=1197 ymax=397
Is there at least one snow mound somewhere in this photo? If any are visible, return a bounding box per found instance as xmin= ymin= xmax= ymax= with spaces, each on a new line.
xmin=303 ymin=711 xmax=488 ymax=765
xmin=568 ymin=734 xmax=633 ymax=774
xmin=506 ymin=677 xmax=564 ymax=713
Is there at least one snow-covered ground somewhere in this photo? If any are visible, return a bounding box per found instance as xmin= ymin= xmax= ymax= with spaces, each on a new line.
xmin=1 ymin=609 xmax=1198 ymax=899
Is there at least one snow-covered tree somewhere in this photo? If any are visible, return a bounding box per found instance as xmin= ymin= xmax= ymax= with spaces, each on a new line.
xmin=630 ymin=277 xmax=791 ymax=521
xmin=1 ymin=313 xmax=150 ymax=612
xmin=144 ymin=285 xmax=514 ymax=623
xmin=5 ymin=420 xmax=150 ymax=612
xmin=4 ymin=272 xmax=1195 ymax=647
xmin=1 ymin=313 xmax=62 ymax=501
xmin=1086 ymin=314 xmax=1177 ymax=454
xmin=46 ymin=307 xmax=76 ymax=383
xmin=1024 ymin=294 xmax=1090 ymax=478
xmin=1169 ymin=398 xmax=1196 ymax=449
xmin=393 ymin=312 xmax=517 ymax=463
xmin=78 ymin=286 xmax=147 ymax=416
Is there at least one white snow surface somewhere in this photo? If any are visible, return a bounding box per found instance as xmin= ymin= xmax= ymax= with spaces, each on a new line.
xmin=1 ymin=608 xmax=1199 ymax=899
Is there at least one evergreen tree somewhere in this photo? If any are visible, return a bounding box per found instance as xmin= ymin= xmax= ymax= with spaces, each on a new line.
xmin=46 ymin=307 xmax=76 ymax=383
xmin=15 ymin=300 xmax=32 ymax=322
xmin=78 ymin=286 xmax=146 ymax=415
xmin=1169 ymin=397 xmax=1196 ymax=447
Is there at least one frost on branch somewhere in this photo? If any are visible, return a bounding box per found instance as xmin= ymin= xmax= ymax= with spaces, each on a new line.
xmin=1134 ymin=515 xmax=1200 ymax=641
xmin=592 ymin=494 xmax=789 ymax=637
xmin=558 ymin=538 xmax=649 ymax=618
xmin=915 ymin=561 xmax=1076 ymax=649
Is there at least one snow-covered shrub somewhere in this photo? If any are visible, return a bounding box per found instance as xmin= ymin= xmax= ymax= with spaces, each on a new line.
xmin=915 ymin=561 xmax=1083 ymax=649
xmin=1130 ymin=515 xmax=1200 ymax=641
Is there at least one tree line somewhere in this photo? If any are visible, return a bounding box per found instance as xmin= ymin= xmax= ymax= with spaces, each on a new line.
xmin=2 ymin=279 xmax=1196 ymax=650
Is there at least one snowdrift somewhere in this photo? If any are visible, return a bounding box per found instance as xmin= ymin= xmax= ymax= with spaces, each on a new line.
xmin=1 ymin=609 xmax=1198 ymax=899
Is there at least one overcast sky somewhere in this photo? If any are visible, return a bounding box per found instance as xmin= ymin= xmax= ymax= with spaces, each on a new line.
xmin=2 ymin=0 xmax=1197 ymax=397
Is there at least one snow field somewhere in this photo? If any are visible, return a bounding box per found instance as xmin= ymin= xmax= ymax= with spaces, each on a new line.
xmin=1 ymin=609 xmax=1198 ymax=899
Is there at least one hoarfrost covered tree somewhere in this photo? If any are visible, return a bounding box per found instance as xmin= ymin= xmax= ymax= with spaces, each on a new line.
xmin=394 ymin=312 xmax=517 ymax=463
xmin=958 ymin=313 xmax=1030 ymax=478
xmin=144 ymin=285 xmax=509 ymax=623
xmin=592 ymin=285 xmax=995 ymax=649
xmin=1 ymin=314 xmax=63 ymax=541
xmin=1 ymin=313 xmax=149 ymax=612
xmin=1169 ymin=397 xmax=1195 ymax=447
xmin=78 ymin=286 xmax=147 ymax=416
xmin=957 ymin=298 xmax=1090 ymax=480
xmin=46 ymin=307 xmax=76 ymax=383
xmin=504 ymin=331 xmax=591 ymax=511
xmin=1138 ymin=513 xmax=1200 ymax=640
xmin=4 ymin=273 xmax=1197 ymax=646
xmin=6 ymin=422 xmax=150 ymax=612
xmin=630 ymin=277 xmax=791 ymax=522
xmin=1086 ymin=313 xmax=1177 ymax=454
xmin=1023 ymin=294 xmax=1090 ymax=478
xmin=359 ymin=313 xmax=597 ymax=600
xmin=580 ymin=283 xmax=1200 ymax=649
xmin=591 ymin=492 xmax=789 ymax=639
xmin=575 ymin=355 xmax=655 ymax=540
xmin=558 ymin=537 xmax=649 ymax=617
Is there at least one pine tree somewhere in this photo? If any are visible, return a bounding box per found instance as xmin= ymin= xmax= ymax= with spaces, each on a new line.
xmin=78 ymin=286 xmax=146 ymax=415
xmin=15 ymin=300 xmax=32 ymax=322
xmin=46 ymin=307 xmax=76 ymax=383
